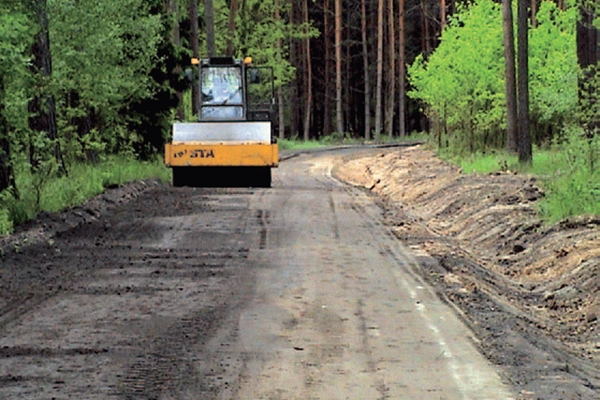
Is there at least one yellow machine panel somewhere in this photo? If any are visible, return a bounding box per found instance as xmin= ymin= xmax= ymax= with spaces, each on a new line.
xmin=165 ymin=143 xmax=278 ymax=168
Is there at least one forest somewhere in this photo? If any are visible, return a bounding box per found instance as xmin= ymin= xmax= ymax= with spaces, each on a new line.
xmin=0 ymin=0 xmax=598 ymax=233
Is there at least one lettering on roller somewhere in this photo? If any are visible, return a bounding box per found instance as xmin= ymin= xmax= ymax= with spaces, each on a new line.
xmin=173 ymin=148 xmax=216 ymax=159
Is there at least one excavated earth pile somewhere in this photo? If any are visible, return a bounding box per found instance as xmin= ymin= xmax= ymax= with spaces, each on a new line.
xmin=334 ymin=145 xmax=599 ymax=399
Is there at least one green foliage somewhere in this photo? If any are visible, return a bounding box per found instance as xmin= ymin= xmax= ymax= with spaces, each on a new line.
xmin=529 ymin=2 xmax=579 ymax=143
xmin=408 ymin=0 xmax=578 ymax=152
xmin=48 ymin=0 xmax=164 ymax=161
xmin=0 ymin=10 xmax=35 ymax=154
xmin=408 ymin=0 xmax=505 ymax=152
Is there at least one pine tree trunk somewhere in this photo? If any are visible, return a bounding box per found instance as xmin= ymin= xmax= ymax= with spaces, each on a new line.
xmin=361 ymin=0 xmax=371 ymax=140
xmin=502 ymin=0 xmax=518 ymax=152
xmin=190 ymin=0 xmax=200 ymax=116
xmin=290 ymin=0 xmax=300 ymax=138
xmin=335 ymin=0 xmax=343 ymax=134
xmin=576 ymin=5 xmax=598 ymax=71
xmin=0 ymin=134 xmax=14 ymax=195
xmin=204 ymin=0 xmax=215 ymax=57
xmin=398 ymin=0 xmax=406 ymax=136
xmin=303 ymin=0 xmax=312 ymax=140
xmin=421 ymin=0 xmax=431 ymax=56
xmin=576 ymin=4 xmax=599 ymax=142
xmin=375 ymin=0 xmax=384 ymax=142
xmin=28 ymin=0 xmax=65 ymax=175
xmin=226 ymin=0 xmax=238 ymax=56
xmin=517 ymin=0 xmax=531 ymax=163
xmin=385 ymin=0 xmax=395 ymax=138
xmin=323 ymin=0 xmax=332 ymax=136
xmin=277 ymin=86 xmax=285 ymax=139
xmin=0 ymin=78 xmax=15 ymax=194
xmin=169 ymin=0 xmax=185 ymax=121
xmin=275 ymin=2 xmax=286 ymax=139
xmin=344 ymin=29 xmax=352 ymax=134
xmin=440 ymin=0 xmax=446 ymax=30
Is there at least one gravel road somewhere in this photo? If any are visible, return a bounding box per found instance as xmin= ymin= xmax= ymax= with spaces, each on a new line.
xmin=0 ymin=149 xmax=517 ymax=399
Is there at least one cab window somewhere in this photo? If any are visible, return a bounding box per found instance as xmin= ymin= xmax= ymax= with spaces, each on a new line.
xmin=200 ymin=66 xmax=243 ymax=120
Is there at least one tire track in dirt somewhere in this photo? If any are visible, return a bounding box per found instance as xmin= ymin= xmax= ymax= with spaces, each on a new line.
xmin=0 ymin=185 xmax=261 ymax=399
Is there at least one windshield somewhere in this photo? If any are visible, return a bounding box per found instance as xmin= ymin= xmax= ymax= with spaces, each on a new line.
xmin=200 ymin=66 xmax=243 ymax=120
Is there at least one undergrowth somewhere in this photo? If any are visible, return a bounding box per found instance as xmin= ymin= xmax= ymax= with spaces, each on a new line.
xmin=0 ymin=156 xmax=170 ymax=235
xmin=440 ymin=130 xmax=600 ymax=223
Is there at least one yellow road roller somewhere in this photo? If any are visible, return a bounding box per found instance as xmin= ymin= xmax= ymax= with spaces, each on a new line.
xmin=165 ymin=57 xmax=278 ymax=187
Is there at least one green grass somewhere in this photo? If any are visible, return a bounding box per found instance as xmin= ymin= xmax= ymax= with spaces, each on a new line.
xmin=0 ymin=156 xmax=171 ymax=235
xmin=278 ymin=138 xmax=328 ymax=151
xmin=442 ymin=145 xmax=600 ymax=224
xmin=539 ymin=169 xmax=600 ymax=223
xmin=278 ymin=132 xmax=427 ymax=151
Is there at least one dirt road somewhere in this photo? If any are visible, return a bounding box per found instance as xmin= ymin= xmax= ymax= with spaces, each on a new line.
xmin=0 ymin=148 xmax=586 ymax=399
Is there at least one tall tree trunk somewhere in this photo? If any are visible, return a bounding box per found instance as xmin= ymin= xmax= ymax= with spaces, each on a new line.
xmin=303 ymin=0 xmax=312 ymax=140
xmin=170 ymin=0 xmax=185 ymax=121
xmin=421 ymin=0 xmax=431 ymax=56
xmin=0 ymin=78 xmax=16 ymax=195
xmin=226 ymin=0 xmax=238 ymax=56
xmin=275 ymin=2 xmax=285 ymax=140
xmin=290 ymin=0 xmax=300 ymax=138
xmin=385 ymin=0 xmax=395 ymax=138
xmin=576 ymin=5 xmax=598 ymax=72
xmin=375 ymin=0 xmax=384 ymax=142
xmin=28 ymin=0 xmax=65 ymax=175
xmin=0 ymin=134 xmax=14 ymax=195
xmin=577 ymin=4 xmax=599 ymax=142
xmin=343 ymin=25 xmax=352 ymax=134
xmin=531 ymin=0 xmax=537 ymax=28
xmin=335 ymin=0 xmax=343 ymax=134
xmin=323 ymin=0 xmax=332 ymax=136
xmin=398 ymin=0 xmax=406 ymax=136
xmin=440 ymin=0 xmax=446 ymax=30
xmin=361 ymin=0 xmax=371 ymax=140
xmin=503 ymin=0 xmax=518 ymax=152
xmin=190 ymin=0 xmax=200 ymax=117
xmin=517 ymin=0 xmax=531 ymax=163
xmin=204 ymin=0 xmax=215 ymax=57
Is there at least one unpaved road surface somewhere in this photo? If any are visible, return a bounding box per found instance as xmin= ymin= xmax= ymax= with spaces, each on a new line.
xmin=0 ymin=147 xmax=596 ymax=399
